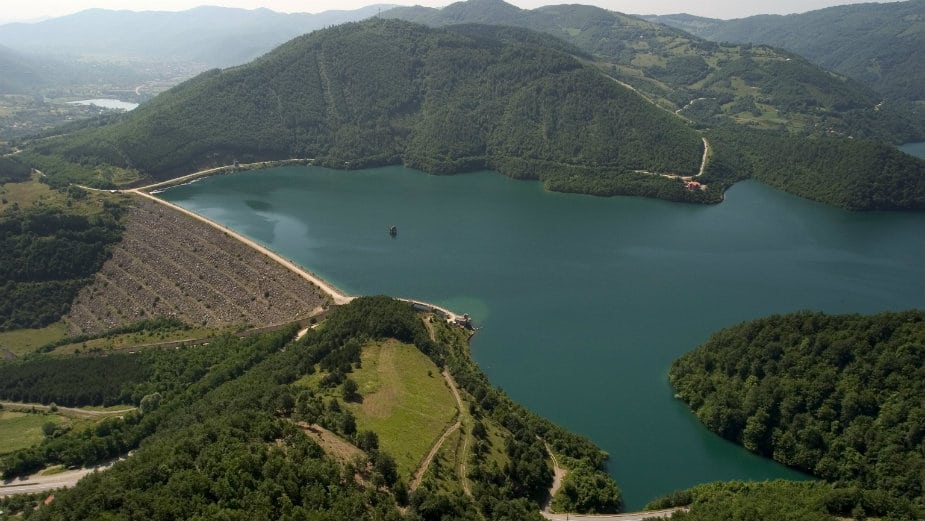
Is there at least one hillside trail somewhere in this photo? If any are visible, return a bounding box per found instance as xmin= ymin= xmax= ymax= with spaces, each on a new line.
xmin=408 ymin=369 xmax=471 ymax=494
xmin=0 ymin=401 xmax=136 ymax=418
xmin=542 ymin=440 xmax=567 ymax=512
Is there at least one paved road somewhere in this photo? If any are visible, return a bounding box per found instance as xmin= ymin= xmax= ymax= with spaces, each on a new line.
xmin=0 ymin=460 xmax=123 ymax=497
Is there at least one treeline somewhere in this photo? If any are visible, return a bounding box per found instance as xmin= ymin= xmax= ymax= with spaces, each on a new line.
xmin=669 ymin=310 xmax=925 ymax=503
xmin=27 ymin=19 xmax=703 ymax=202
xmin=646 ymin=480 xmax=922 ymax=521
xmin=705 ymin=126 xmax=925 ymax=210
xmin=0 ymin=355 xmax=148 ymax=406
xmin=0 ymin=205 xmax=124 ymax=330
xmin=1 ymin=328 xmax=294 ymax=479
xmin=0 ymin=155 xmax=31 ymax=184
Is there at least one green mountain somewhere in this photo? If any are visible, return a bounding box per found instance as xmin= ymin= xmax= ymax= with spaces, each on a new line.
xmin=31 ymin=19 xmax=709 ymax=201
xmin=24 ymin=18 xmax=925 ymax=210
xmin=384 ymin=0 xmax=923 ymax=143
xmin=645 ymin=0 xmax=925 ymax=103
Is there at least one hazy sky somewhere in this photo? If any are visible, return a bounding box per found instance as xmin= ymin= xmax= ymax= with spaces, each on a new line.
xmin=0 ymin=0 xmax=897 ymax=24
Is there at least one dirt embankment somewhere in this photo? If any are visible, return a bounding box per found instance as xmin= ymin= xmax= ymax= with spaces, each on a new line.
xmin=65 ymin=198 xmax=328 ymax=335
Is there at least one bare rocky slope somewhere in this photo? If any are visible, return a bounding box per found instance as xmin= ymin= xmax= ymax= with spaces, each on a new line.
xmin=65 ymin=197 xmax=328 ymax=335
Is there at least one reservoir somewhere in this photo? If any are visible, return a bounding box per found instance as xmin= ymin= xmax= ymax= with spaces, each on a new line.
xmin=67 ymin=99 xmax=139 ymax=111
xmin=160 ymin=167 xmax=924 ymax=509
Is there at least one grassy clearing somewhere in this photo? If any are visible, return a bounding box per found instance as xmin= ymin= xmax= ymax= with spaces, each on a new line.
xmin=49 ymin=325 xmax=227 ymax=355
xmin=0 ymin=176 xmax=59 ymax=211
xmin=347 ymin=339 xmax=457 ymax=480
xmin=0 ymin=321 xmax=68 ymax=356
xmin=0 ymin=176 xmax=122 ymax=215
xmin=0 ymin=410 xmax=60 ymax=455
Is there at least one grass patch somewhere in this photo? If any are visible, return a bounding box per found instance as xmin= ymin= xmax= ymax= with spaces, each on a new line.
xmin=0 ymin=410 xmax=60 ymax=455
xmin=0 ymin=322 xmax=68 ymax=356
xmin=346 ymin=339 xmax=457 ymax=480
xmin=0 ymin=176 xmax=59 ymax=211
xmin=49 ymin=325 xmax=225 ymax=355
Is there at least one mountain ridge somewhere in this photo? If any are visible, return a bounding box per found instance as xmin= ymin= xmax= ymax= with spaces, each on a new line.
xmin=644 ymin=0 xmax=925 ymax=102
xmin=384 ymin=0 xmax=923 ymax=144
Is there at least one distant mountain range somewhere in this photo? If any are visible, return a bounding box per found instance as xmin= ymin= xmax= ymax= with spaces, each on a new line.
xmin=0 ymin=5 xmax=393 ymax=68
xmin=383 ymin=0 xmax=922 ymax=143
xmin=644 ymin=0 xmax=925 ymax=102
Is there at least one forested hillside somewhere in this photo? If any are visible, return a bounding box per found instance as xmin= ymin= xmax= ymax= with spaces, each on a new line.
xmin=385 ymin=0 xmax=923 ymax=143
xmin=0 ymin=204 xmax=124 ymax=331
xmin=16 ymin=16 xmax=925 ymax=210
xmin=669 ymin=310 xmax=925 ymax=505
xmin=28 ymin=19 xmax=704 ymax=196
xmin=703 ymin=126 xmax=925 ymax=210
xmin=0 ymin=297 xmax=621 ymax=519
xmin=646 ymin=480 xmax=922 ymax=521
xmin=647 ymin=0 xmax=925 ymax=103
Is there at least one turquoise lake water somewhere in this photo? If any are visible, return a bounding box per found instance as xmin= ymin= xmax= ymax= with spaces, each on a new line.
xmin=160 ymin=167 xmax=924 ymax=509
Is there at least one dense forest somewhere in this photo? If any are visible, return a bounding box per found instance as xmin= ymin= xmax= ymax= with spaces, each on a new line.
xmin=385 ymin=0 xmax=925 ymax=143
xmin=646 ymin=480 xmax=922 ymax=521
xmin=28 ymin=19 xmax=702 ymax=192
xmin=669 ymin=310 xmax=925 ymax=505
xmin=0 ymin=155 xmax=31 ymax=184
xmin=703 ymin=127 xmax=925 ymax=210
xmin=0 ymin=297 xmax=621 ymax=519
xmin=0 ymin=204 xmax=124 ymax=330
xmin=648 ymin=0 xmax=925 ymax=103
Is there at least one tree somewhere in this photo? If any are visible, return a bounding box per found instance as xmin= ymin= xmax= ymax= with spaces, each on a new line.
xmin=342 ymin=378 xmax=359 ymax=402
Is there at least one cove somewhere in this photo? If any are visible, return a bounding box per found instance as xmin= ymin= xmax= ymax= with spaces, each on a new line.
xmin=159 ymin=167 xmax=924 ymax=509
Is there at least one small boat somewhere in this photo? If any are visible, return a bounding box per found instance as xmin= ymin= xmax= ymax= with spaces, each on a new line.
xmin=389 ymin=225 xmax=398 ymax=237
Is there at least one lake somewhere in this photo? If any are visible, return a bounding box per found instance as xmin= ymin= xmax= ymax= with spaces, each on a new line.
xmin=159 ymin=167 xmax=924 ymax=509
xmin=67 ymin=99 xmax=139 ymax=111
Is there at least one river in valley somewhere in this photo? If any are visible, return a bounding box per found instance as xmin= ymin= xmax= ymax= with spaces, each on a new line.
xmin=159 ymin=166 xmax=924 ymax=509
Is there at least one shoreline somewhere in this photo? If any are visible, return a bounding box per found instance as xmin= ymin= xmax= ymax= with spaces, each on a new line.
xmin=132 ymin=170 xmax=465 ymax=321
xmin=131 ymin=189 xmax=353 ymax=306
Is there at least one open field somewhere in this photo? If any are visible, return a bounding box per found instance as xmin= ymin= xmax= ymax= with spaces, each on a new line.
xmin=346 ymin=339 xmax=457 ymax=480
xmin=0 ymin=411 xmax=61 ymax=455
xmin=64 ymin=196 xmax=328 ymax=335
xmin=0 ymin=322 xmax=68 ymax=357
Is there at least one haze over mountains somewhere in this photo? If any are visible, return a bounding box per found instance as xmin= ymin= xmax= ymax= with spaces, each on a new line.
xmin=0 ymin=5 xmax=394 ymax=68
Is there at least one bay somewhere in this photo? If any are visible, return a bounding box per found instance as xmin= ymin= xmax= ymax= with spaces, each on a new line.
xmin=160 ymin=167 xmax=924 ymax=509
xmin=898 ymin=141 xmax=925 ymax=159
